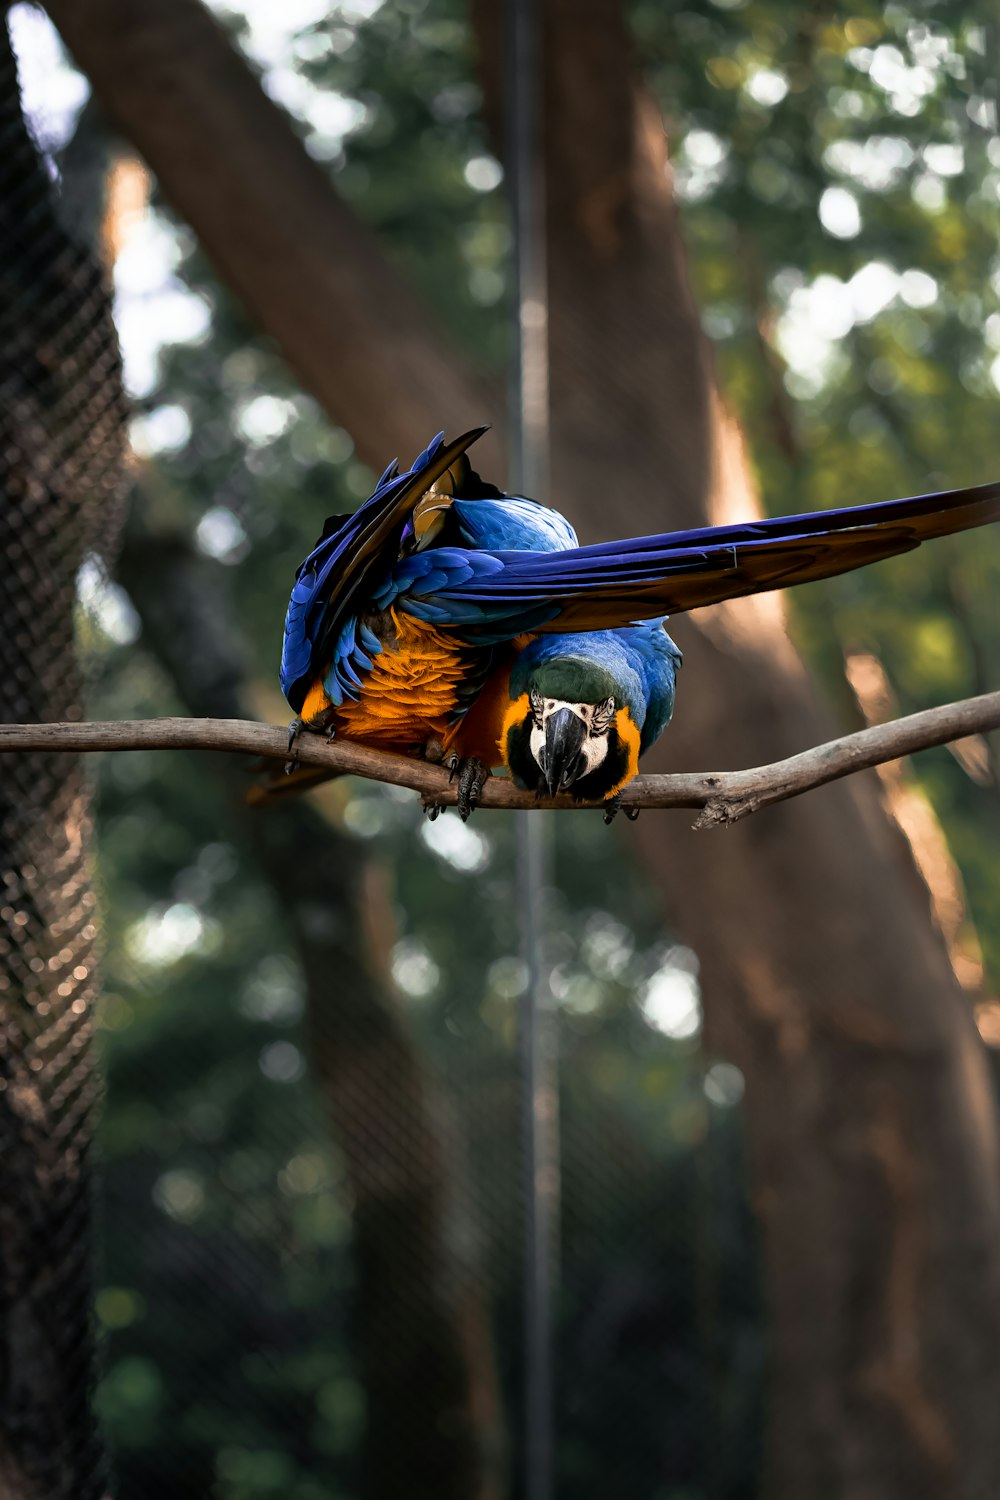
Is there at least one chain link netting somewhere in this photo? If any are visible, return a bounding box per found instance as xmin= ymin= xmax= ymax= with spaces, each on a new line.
xmin=0 ymin=13 xmax=128 ymax=1497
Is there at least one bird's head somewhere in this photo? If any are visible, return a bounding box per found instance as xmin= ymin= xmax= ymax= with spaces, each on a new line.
xmin=501 ymin=660 xmax=642 ymax=803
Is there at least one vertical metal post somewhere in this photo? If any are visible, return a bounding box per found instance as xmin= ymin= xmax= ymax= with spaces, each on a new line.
xmin=517 ymin=816 xmax=555 ymax=1500
xmin=506 ymin=2 xmax=556 ymax=1499
xmin=507 ymin=0 xmax=549 ymax=502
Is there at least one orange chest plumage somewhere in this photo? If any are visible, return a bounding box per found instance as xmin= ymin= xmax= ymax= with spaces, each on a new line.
xmin=300 ymin=609 xmax=477 ymax=753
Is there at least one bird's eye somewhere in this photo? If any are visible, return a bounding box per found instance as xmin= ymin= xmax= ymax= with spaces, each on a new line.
xmin=591 ymin=696 xmax=616 ymax=736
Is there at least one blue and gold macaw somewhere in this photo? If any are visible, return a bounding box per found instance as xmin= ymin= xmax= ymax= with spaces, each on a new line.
xmin=279 ymin=427 xmax=1000 ymax=818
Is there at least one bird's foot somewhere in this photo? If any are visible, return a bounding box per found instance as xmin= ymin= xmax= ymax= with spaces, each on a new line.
xmin=285 ymin=715 xmax=335 ymax=775
xmin=602 ymin=795 xmax=640 ymax=825
xmin=446 ymin=753 xmax=491 ymax=822
xmin=285 ymin=718 xmax=305 ymax=775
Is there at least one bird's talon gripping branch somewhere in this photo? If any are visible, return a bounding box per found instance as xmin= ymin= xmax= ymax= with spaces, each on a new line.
xmin=284 ymin=714 xmax=335 ymax=774
xmin=423 ymin=801 xmax=443 ymax=821
xmin=285 ymin=717 xmax=305 ymax=775
xmin=602 ymin=796 xmax=638 ymax=824
xmin=455 ymin=757 xmax=490 ymax=821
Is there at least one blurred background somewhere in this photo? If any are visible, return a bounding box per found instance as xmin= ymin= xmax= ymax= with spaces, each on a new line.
xmin=3 ymin=2 xmax=1000 ymax=1498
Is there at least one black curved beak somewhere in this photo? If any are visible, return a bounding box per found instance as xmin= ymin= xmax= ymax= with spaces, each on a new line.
xmin=541 ymin=707 xmax=587 ymax=795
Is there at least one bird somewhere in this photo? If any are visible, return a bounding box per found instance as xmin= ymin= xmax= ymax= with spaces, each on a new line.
xmin=277 ymin=426 xmax=1000 ymax=820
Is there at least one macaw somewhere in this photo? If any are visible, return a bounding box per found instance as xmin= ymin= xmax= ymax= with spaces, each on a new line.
xmin=279 ymin=427 xmax=1000 ymax=819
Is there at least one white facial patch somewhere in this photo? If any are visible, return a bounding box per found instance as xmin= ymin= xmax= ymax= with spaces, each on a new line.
xmin=529 ymin=698 xmax=612 ymax=780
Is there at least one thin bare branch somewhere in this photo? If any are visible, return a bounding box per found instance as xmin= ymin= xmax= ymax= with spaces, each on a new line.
xmin=2 ymin=690 xmax=998 ymax=825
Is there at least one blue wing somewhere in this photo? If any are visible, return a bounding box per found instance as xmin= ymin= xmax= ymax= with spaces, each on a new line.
xmin=387 ymin=478 xmax=1000 ymax=638
xmin=450 ymin=497 xmax=577 ymax=553
xmin=281 ymin=427 xmax=489 ymax=711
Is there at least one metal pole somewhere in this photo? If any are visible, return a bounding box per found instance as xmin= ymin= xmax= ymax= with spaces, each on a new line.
xmin=506 ymin=2 xmax=556 ymax=1499
xmin=517 ymin=809 xmax=556 ymax=1500
xmin=507 ymin=0 xmax=549 ymax=501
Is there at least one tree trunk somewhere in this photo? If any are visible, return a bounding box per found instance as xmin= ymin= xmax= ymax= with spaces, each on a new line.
xmin=46 ymin=1 xmax=1000 ymax=1494
xmin=0 ymin=17 xmax=126 ymax=1499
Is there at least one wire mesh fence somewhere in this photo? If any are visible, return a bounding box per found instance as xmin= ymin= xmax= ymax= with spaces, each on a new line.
xmin=0 ymin=14 xmax=128 ymax=1498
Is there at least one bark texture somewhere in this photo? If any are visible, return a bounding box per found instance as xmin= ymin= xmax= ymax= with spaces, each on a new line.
xmin=45 ymin=0 xmax=1000 ymax=1494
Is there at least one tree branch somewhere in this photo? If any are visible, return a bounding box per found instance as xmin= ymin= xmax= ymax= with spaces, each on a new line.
xmin=3 ymin=690 xmax=998 ymax=825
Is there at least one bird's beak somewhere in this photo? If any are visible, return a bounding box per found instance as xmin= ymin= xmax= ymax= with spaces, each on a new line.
xmin=542 ymin=707 xmax=588 ymax=795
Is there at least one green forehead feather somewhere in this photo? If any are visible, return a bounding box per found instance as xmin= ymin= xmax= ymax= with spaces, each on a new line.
xmin=527 ymin=657 xmax=620 ymax=706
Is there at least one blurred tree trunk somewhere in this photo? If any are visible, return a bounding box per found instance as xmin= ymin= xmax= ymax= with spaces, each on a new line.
xmin=0 ymin=17 xmax=126 ymax=1500
xmin=46 ymin=0 xmax=1000 ymax=1496
xmin=116 ymin=518 xmax=503 ymax=1500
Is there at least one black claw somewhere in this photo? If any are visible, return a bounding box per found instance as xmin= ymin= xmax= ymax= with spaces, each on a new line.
xmin=285 ymin=714 xmax=335 ymax=772
xmin=455 ymin=757 xmax=490 ymax=822
xmin=285 ymin=717 xmax=305 ymax=775
xmin=424 ymin=802 xmax=443 ymax=821
xmin=603 ymin=794 xmax=639 ymax=824
xmin=446 ymin=752 xmax=461 ymax=784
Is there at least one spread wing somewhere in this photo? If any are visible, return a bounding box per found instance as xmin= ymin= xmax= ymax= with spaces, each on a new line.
xmin=280 ymin=427 xmax=488 ymax=712
xmin=387 ymin=479 xmax=1000 ymax=638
